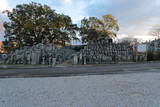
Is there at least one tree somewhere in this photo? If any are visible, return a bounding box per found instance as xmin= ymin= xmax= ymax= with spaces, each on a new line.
xmin=80 ymin=14 xmax=119 ymax=43
xmin=3 ymin=2 xmax=78 ymax=51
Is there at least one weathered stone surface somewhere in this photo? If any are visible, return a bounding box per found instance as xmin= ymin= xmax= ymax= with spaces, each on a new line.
xmin=3 ymin=43 xmax=75 ymax=65
xmin=1 ymin=37 xmax=134 ymax=65
xmin=74 ymin=37 xmax=133 ymax=64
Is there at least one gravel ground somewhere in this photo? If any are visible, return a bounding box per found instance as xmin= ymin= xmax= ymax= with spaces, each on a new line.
xmin=0 ymin=69 xmax=160 ymax=107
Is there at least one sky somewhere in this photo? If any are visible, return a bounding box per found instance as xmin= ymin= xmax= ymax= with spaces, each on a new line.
xmin=0 ymin=0 xmax=160 ymax=41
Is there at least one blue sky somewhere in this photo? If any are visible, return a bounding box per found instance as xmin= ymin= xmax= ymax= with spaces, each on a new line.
xmin=0 ymin=0 xmax=160 ymax=41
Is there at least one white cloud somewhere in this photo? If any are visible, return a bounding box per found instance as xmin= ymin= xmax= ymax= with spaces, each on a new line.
xmin=118 ymin=33 xmax=155 ymax=42
xmin=61 ymin=0 xmax=73 ymax=5
xmin=117 ymin=14 xmax=160 ymax=41
xmin=0 ymin=0 xmax=10 ymax=41
xmin=54 ymin=0 xmax=90 ymax=24
xmin=0 ymin=0 xmax=11 ymax=12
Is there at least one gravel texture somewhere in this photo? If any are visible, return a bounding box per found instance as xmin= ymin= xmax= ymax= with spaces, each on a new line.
xmin=0 ymin=70 xmax=160 ymax=107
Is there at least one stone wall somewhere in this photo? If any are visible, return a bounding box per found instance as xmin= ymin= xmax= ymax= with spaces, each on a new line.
xmin=1 ymin=38 xmax=134 ymax=65
xmin=72 ymin=37 xmax=133 ymax=64
xmin=1 ymin=43 xmax=75 ymax=65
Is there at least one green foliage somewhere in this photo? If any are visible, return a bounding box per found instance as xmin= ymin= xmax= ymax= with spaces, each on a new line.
xmin=3 ymin=2 xmax=78 ymax=51
xmin=80 ymin=14 xmax=119 ymax=43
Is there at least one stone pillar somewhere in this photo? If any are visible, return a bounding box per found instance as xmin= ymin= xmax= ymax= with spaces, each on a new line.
xmin=36 ymin=51 xmax=40 ymax=64
xmin=48 ymin=56 xmax=52 ymax=65
xmin=83 ymin=56 xmax=86 ymax=65
xmin=31 ymin=52 xmax=36 ymax=64
xmin=73 ymin=55 xmax=78 ymax=64
xmin=52 ymin=58 xmax=56 ymax=66
xmin=26 ymin=53 xmax=31 ymax=64
xmin=79 ymin=53 xmax=82 ymax=64
xmin=42 ymin=56 xmax=45 ymax=64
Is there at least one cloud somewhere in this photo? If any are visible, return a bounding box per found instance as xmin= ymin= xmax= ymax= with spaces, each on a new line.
xmin=0 ymin=0 xmax=8 ymax=41
xmin=0 ymin=0 xmax=10 ymax=38
xmin=118 ymin=16 xmax=160 ymax=41
xmin=61 ymin=0 xmax=73 ymax=5
xmin=0 ymin=0 xmax=11 ymax=12
xmin=54 ymin=0 xmax=92 ymax=24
